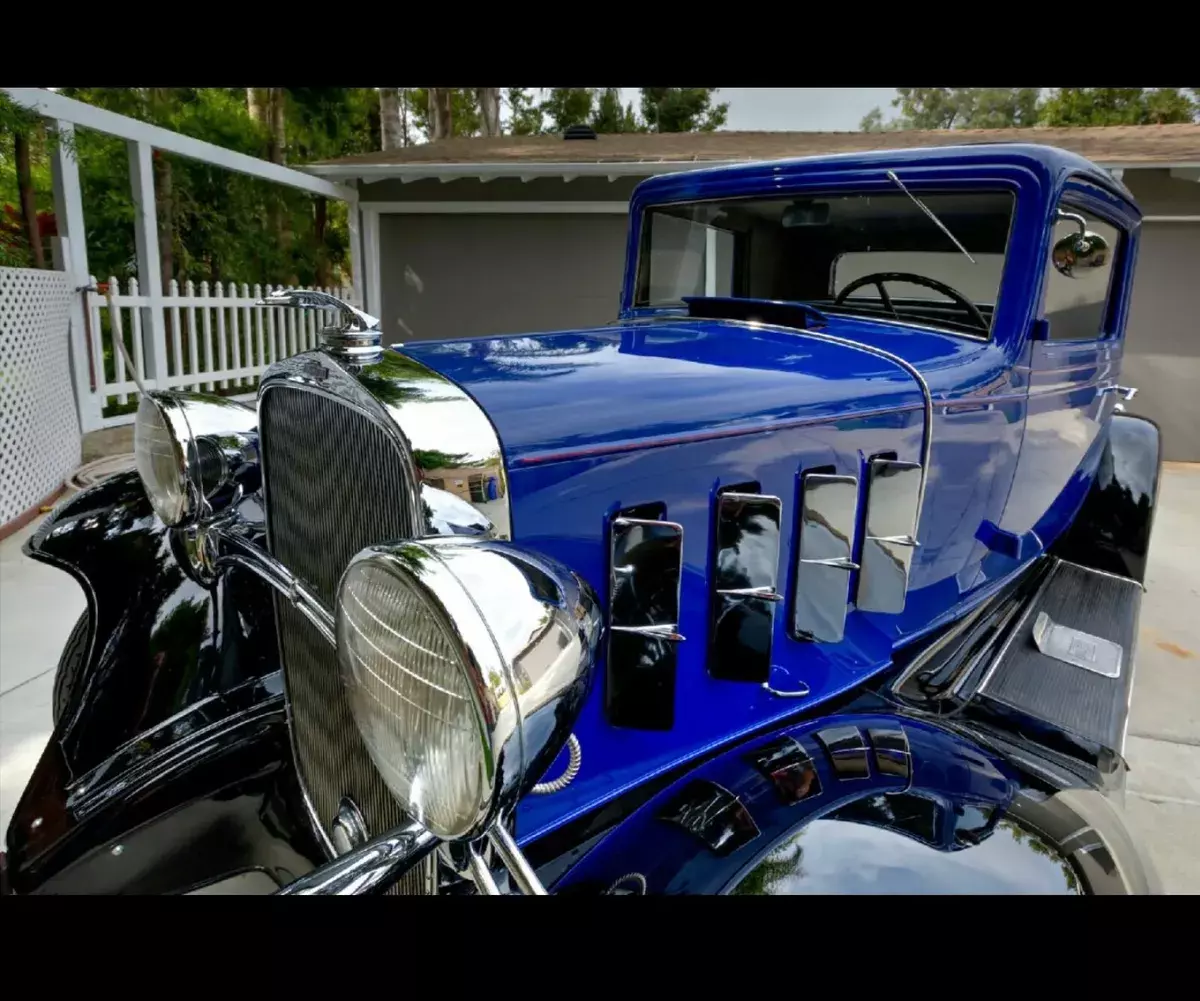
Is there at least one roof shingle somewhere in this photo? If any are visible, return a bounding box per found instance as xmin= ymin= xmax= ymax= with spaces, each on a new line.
xmin=315 ymin=124 xmax=1200 ymax=168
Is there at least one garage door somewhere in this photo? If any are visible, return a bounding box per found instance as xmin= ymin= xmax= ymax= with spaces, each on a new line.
xmin=1123 ymin=221 xmax=1200 ymax=461
xmin=378 ymin=213 xmax=630 ymax=344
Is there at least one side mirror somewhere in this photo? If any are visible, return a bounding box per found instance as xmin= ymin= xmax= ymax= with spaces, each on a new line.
xmin=1052 ymin=211 xmax=1110 ymax=278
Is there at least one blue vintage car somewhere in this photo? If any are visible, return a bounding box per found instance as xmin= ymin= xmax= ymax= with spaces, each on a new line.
xmin=2 ymin=142 xmax=1163 ymax=896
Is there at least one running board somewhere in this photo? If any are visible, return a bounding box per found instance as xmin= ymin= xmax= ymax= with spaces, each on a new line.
xmin=973 ymin=559 xmax=1142 ymax=759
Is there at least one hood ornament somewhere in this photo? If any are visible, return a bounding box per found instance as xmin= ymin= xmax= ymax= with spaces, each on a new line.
xmin=257 ymin=288 xmax=383 ymax=364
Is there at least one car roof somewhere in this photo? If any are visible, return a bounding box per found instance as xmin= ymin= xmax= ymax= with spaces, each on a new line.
xmin=632 ymin=142 xmax=1132 ymax=207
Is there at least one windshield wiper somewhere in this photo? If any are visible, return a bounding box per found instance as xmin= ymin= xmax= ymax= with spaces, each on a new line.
xmin=886 ymin=169 xmax=976 ymax=265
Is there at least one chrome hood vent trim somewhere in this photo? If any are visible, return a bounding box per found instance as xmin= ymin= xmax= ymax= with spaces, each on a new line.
xmin=792 ymin=472 xmax=860 ymax=644
xmin=710 ymin=491 xmax=783 ymax=683
xmin=606 ymin=513 xmax=685 ymax=731
xmin=857 ymin=459 xmax=922 ymax=614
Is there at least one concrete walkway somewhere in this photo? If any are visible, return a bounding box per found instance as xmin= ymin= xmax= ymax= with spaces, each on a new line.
xmin=1 ymin=467 xmax=1197 ymax=890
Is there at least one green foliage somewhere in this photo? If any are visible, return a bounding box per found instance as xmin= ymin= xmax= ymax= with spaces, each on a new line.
xmin=640 ymin=88 xmax=728 ymax=132
xmin=38 ymin=88 xmax=380 ymax=287
xmin=407 ymin=88 xmax=481 ymax=138
xmin=540 ymin=88 xmax=596 ymax=132
xmin=591 ymin=88 xmax=644 ymax=134
xmin=1038 ymin=88 xmax=1199 ymax=126
xmin=861 ymin=87 xmax=1200 ymax=131
xmin=505 ymin=88 xmax=543 ymax=136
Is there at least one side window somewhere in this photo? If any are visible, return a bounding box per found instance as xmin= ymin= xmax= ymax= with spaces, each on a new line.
xmin=1042 ymin=205 xmax=1123 ymax=341
xmin=641 ymin=213 xmax=736 ymax=304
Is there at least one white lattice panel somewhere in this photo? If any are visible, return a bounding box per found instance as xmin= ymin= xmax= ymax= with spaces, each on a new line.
xmin=0 ymin=267 xmax=81 ymax=527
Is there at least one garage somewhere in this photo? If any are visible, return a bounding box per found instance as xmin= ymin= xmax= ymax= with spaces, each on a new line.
xmin=1123 ymin=220 xmax=1200 ymax=461
xmin=378 ymin=212 xmax=629 ymax=343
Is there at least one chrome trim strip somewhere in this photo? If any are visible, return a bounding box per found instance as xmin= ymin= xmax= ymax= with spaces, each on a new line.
xmin=275 ymin=819 xmax=438 ymax=895
xmin=488 ymin=823 xmax=548 ymax=896
xmin=717 ymin=586 xmax=784 ymax=601
xmin=974 ymin=561 xmax=1060 ymax=696
xmin=512 ymin=401 xmax=924 ymax=467
xmin=212 ymin=532 xmax=336 ymax=646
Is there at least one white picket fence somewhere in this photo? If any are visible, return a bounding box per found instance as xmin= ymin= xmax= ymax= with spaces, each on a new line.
xmin=84 ymin=277 xmax=359 ymax=426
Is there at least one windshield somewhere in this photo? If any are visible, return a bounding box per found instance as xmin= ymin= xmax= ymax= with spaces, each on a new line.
xmin=634 ymin=190 xmax=1016 ymax=337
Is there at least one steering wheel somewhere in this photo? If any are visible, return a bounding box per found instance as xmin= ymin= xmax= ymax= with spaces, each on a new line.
xmin=834 ymin=272 xmax=989 ymax=333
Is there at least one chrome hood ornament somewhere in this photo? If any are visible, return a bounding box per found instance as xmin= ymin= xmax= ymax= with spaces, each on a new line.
xmin=257 ymin=288 xmax=383 ymax=363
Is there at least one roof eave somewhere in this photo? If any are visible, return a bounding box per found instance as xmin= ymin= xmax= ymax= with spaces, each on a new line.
xmin=303 ymin=158 xmax=1200 ymax=183
xmin=302 ymin=160 xmax=743 ymax=183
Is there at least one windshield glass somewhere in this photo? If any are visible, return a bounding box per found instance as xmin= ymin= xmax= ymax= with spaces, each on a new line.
xmin=635 ymin=190 xmax=1015 ymax=337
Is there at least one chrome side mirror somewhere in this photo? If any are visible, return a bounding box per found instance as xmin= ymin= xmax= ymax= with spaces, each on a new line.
xmin=1052 ymin=211 xmax=1110 ymax=278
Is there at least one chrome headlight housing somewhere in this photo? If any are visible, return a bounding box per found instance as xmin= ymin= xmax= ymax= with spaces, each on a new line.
xmin=133 ymin=392 xmax=259 ymax=527
xmin=335 ymin=538 xmax=602 ymax=842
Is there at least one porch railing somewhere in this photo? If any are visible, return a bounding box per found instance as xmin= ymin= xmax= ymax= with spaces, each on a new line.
xmin=84 ymin=277 xmax=357 ymax=426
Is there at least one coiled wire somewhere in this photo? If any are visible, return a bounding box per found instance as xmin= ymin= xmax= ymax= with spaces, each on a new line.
xmin=530 ymin=733 xmax=581 ymax=795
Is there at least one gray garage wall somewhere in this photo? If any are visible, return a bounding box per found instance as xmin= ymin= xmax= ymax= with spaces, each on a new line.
xmin=1122 ymin=220 xmax=1199 ymax=462
xmin=378 ymin=213 xmax=629 ymax=343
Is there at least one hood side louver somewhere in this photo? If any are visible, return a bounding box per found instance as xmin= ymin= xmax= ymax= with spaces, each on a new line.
xmin=856 ymin=458 xmax=922 ymax=615
xmin=709 ymin=490 xmax=783 ymax=683
xmin=791 ymin=472 xmax=861 ymax=644
xmin=606 ymin=511 xmax=685 ymax=730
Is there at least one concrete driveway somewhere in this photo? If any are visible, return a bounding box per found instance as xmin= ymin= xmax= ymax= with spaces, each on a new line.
xmin=2 ymin=466 xmax=1198 ymax=891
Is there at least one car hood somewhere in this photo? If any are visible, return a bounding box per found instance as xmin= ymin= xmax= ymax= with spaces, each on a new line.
xmin=398 ymin=318 xmax=925 ymax=466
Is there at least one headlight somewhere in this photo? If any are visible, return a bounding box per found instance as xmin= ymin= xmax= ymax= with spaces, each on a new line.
xmin=336 ymin=539 xmax=601 ymax=841
xmin=133 ymin=392 xmax=258 ymax=527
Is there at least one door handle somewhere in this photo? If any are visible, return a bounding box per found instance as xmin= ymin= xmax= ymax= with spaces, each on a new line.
xmin=1100 ymin=384 xmax=1138 ymax=401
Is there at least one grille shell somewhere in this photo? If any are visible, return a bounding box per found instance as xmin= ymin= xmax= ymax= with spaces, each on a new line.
xmin=259 ymin=382 xmax=431 ymax=893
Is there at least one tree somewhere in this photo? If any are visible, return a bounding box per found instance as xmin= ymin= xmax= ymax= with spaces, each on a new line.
xmin=379 ymin=88 xmax=404 ymax=150
xmin=862 ymin=88 xmax=1042 ymax=131
xmin=640 ymin=88 xmax=728 ymax=132
xmin=862 ymin=87 xmax=1200 ymax=132
xmin=505 ymin=88 xmax=543 ymax=135
xmin=591 ymin=88 xmax=643 ymax=134
xmin=540 ymin=88 xmax=595 ymax=132
xmin=475 ymin=88 xmax=502 ymax=138
xmin=1038 ymin=88 xmax=1199 ymax=126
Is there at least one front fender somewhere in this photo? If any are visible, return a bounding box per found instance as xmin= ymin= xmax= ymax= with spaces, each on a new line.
xmin=7 ymin=474 xmax=293 ymax=892
xmin=1052 ymin=413 xmax=1163 ymax=583
xmin=22 ymin=472 xmax=277 ymax=776
xmin=549 ymin=709 xmax=1160 ymax=895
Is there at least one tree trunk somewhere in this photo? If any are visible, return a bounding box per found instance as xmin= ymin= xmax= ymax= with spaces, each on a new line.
xmin=267 ymin=88 xmax=286 ymax=165
xmin=262 ymin=88 xmax=294 ymax=282
xmin=379 ymin=88 xmax=403 ymax=150
xmin=247 ymin=88 xmax=267 ymax=125
xmin=313 ymin=196 xmax=330 ymax=287
xmin=476 ymin=88 xmax=502 ymax=137
xmin=154 ymin=152 xmax=175 ymax=290
xmin=428 ymin=88 xmax=454 ymax=140
xmin=14 ymin=129 xmax=45 ymax=268
xmin=400 ymin=90 xmax=409 ymax=146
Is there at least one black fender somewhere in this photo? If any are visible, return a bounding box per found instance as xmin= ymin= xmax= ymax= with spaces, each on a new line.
xmin=21 ymin=472 xmax=278 ymax=775
xmin=545 ymin=708 xmax=1161 ymax=896
xmin=1052 ymin=413 xmax=1163 ymax=583
xmin=6 ymin=472 xmax=302 ymax=893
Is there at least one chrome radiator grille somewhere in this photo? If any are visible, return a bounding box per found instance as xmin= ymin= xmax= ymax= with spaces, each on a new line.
xmin=260 ymin=385 xmax=432 ymax=894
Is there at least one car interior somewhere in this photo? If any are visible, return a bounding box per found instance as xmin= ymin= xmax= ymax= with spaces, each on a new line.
xmin=636 ymin=191 xmax=1017 ymax=337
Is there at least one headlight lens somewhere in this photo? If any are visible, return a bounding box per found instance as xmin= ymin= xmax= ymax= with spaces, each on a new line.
xmin=134 ymin=395 xmax=189 ymax=525
xmin=337 ymin=555 xmax=491 ymax=840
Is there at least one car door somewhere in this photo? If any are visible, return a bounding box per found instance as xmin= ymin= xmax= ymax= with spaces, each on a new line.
xmin=997 ymin=184 xmax=1135 ymax=549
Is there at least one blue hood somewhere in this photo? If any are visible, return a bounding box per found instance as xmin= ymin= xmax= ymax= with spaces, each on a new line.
xmin=399 ymin=318 xmax=924 ymax=467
